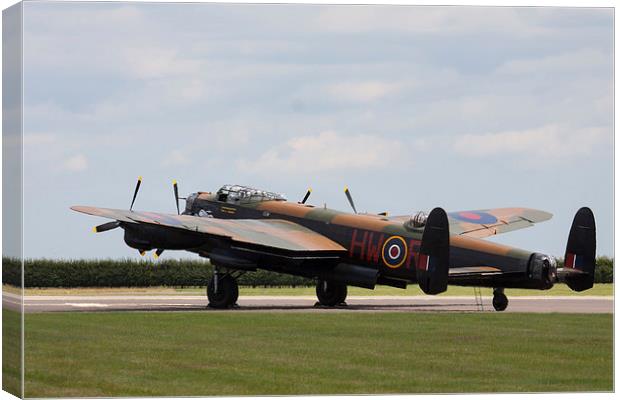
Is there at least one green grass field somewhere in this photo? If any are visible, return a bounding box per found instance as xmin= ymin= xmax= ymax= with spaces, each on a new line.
xmin=20 ymin=310 xmax=612 ymax=397
xmin=15 ymin=283 xmax=614 ymax=297
xmin=2 ymin=309 xmax=21 ymax=397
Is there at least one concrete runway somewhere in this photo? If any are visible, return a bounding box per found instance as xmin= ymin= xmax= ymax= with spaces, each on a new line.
xmin=2 ymin=292 xmax=613 ymax=313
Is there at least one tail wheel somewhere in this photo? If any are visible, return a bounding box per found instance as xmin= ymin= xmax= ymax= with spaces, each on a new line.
xmin=207 ymin=275 xmax=239 ymax=309
xmin=492 ymin=288 xmax=508 ymax=312
xmin=316 ymin=280 xmax=347 ymax=306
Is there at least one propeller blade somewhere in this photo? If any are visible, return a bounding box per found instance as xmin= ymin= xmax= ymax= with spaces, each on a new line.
xmin=300 ymin=188 xmax=312 ymax=204
xmin=154 ymin=248 xmax=165 ymax=259
xmin=377 ymin=211 xmax=389 ymax=216
xmin=173 ymin=180 xmax=180 ymax=215
xmin=344 ymin=186 xmax=357 ymax=214
xmin=139 ymin=250 xmax=146 ymax=256
xmin=130 ymin=176 xmax=142 ymax=211
xmin=92 ymin=221 xmax=121 ymax=233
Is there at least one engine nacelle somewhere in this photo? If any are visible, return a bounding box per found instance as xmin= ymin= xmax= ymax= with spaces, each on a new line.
xmin=123 ymin=223 xmax=206 ymax=251
xmin=528 ymin=252 xmax=557 ymax=289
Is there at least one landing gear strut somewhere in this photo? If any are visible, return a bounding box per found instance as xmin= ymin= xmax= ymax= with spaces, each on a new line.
xmin=492 ymin=288 xmax=508 ymax=311
xmin=315 ymin=280 xmax=347 ymax=307
xmin=207 ymin=270 xmax=239 ymax=309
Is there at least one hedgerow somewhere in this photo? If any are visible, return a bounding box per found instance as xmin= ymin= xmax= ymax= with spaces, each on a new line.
xmin=2 ymin=258 xmax=314 ymax=288
xmin=1 ymin=257 xmax=613 ymax=288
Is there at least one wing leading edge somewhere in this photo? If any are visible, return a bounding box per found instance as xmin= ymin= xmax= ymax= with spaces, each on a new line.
xmin=71 ymin=206 xmax=346 ymax=255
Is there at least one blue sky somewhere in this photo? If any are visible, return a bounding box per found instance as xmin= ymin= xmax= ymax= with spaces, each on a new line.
xmin=15 ymin=3 xmax=613 ymax=259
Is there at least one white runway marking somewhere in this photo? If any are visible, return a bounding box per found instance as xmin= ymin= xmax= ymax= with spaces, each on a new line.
xmin=3 ymin=292 xmax=613 ymax=314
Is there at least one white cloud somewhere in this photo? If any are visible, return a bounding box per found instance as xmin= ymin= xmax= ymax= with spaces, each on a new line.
xmin=325 ymin=80 xmax=402 ymax=103
xmin=238 ymin=131 xmax=408 ymax=174
xmin=23 ymin=133 xmax=56 ymax=146
xmin=24 ymin=5 xmax=206 ymax=82
xmin=121 ymin=47 xmax=206 ymax=80
xmin=62 ymin=154 xmax=88 ymax=172
xmin=162 ymin=149 xmax=190 ymax=167
xmin=452 ymin=124 xmax=609 ymax=161
xmin=314 ymin=7 xmax=553 ymax=36
xmin=497 ymin=49 xmax=609 ymax=75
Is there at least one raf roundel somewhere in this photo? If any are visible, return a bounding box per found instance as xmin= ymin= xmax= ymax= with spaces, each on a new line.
xmin=381 ymin=236 xmax=408 ymax=269
xmin=449 ymin=210 xmax=498 ymax=225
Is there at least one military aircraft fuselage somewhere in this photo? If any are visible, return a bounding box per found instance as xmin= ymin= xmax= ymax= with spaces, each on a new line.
xmin=182 ymin=191 xmax=553 ymax=290
xmin=72 ymin=180 xmax=596 ymax=310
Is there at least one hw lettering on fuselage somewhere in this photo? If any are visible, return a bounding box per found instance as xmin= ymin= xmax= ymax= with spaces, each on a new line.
xmin=72 ymin=182 xmax=598 ymax=311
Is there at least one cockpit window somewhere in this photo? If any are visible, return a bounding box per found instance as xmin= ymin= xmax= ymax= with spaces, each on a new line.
xmin=215 ymin=185 xmax=287 ymax=205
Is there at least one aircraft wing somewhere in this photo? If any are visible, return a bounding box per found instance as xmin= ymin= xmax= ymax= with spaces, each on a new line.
xmin=390 ymin=208 xmax=552 ymax=238
xmin=71 ymin=206 xmax=346 ymax=256
xmin=446 ymin=208 xmax=552 ymax=238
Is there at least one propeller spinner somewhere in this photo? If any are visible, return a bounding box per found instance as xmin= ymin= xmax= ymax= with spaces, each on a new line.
xmin=92 ymin=221 xmax=120 ymax=233
xmin=90 ymin=176 xmax=185 ymax=259
xmin=92 ymin=176 xmax=143 ymax=234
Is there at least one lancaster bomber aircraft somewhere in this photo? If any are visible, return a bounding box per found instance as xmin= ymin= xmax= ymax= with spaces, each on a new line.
xmin=72 ymin=179 xmax=597 ymax=311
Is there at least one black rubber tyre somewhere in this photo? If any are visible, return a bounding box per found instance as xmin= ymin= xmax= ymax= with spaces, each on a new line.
xmin=316 ymin=280 xmax=347 ymax=306
xmin=207 ymin=275 xmax=239 ymax=308
xmin=492 ymin=292 xmax=509 ymax=312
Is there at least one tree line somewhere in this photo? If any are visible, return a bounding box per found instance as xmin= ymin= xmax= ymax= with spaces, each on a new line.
xmin=1 ymin=257 xmax=613 ymax=288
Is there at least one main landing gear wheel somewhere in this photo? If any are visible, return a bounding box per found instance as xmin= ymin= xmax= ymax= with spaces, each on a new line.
xmin=315 ymin=280 xmax=347 ymax=307
xmin=492 ymin=288 xmax=508 ymax=312
xmin=207 ymin=274 xmax=239 ymax=309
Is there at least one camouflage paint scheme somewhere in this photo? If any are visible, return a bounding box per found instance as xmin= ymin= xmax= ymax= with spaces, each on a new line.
xmin=71 ymin=184 xmax=556 ymax=290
